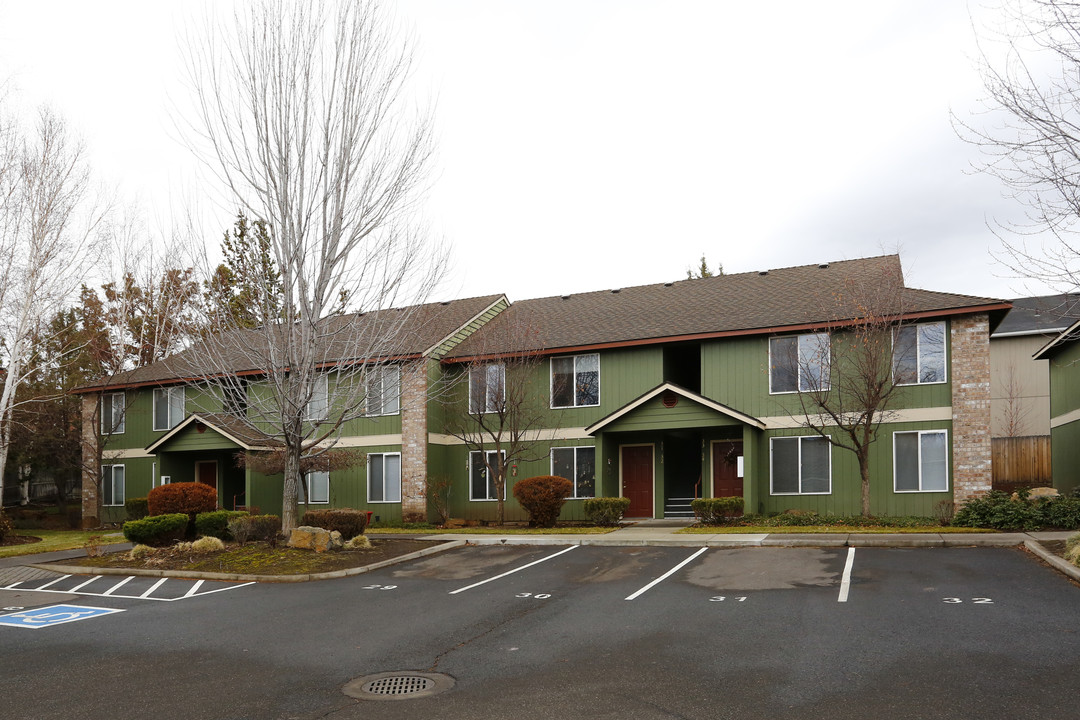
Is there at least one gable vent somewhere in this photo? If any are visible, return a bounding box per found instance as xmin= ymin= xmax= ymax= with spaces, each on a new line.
xmin=818 ymin=263 xmax=829 ymax=269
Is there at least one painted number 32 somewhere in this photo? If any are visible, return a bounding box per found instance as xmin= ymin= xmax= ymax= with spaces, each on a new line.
xmin=943 ymin=598 xmax=993 ymax=604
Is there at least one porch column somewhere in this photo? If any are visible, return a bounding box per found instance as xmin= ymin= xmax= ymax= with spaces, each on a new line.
xmin=741 ymin=424 xmax=758 ymax=516
xmin=399 ymin=360 xmax=429 ymax=522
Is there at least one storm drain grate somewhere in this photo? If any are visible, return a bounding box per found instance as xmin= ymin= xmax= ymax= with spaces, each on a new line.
xmin=343 ymin=671 xmax=455 ymax=701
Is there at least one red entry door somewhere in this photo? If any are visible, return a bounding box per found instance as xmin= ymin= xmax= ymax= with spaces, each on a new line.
xmin=622 ymin=445 xmax=654 ymax=517
xmin=196 ymin=461 xmax=218 ymax=490
xmin=712 ymin=441 xmax=743 ymax=498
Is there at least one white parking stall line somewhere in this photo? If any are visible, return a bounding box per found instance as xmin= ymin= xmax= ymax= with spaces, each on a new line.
xmin=68 ymin=576 xmax=103 ymax=593
xmin=182 ymin=581 xmax=256 ymax=598
xmin=838 ymin=547 xmax=856 ymax=603
xmin=36 ymin=574 xmax=71 ymax=590
xmin=140 ymin=578 xmax=169 ymax=599
xmin=449 ymin=546 xmax=579 ymax=595
xmin=625 ymin=548 xmax=709 ymax=601
xmin=102 ymin=576 xmax=135 ymax=596
xmin=3 ymin=581 xmax=23 ymax=589
xmin=182 ymin=580 xmax=205 ymax=598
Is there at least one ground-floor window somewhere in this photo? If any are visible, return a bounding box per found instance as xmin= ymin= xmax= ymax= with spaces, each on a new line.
xmin=893 ymin=430 xmax=948 ymax=492
xmin=368 ymin=453 xmax=401 ymax=503
xmin=305 ymin=470 xmax=330 ymax=504
xmin=470 ymin=450 xmax=504 ymax=501
xmin=770 ymin=436 xmax=831 ymax=495
xmin=102 ymin=464 xmax=125 ymax=506
xmin=551 ymin=446 xmax=595 ymax=498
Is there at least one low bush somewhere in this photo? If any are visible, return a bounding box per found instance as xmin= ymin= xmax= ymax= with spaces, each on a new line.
xmin=951 ymin=491 xmax=1080 ymax=531
xmin=122 ymin=513 xmax=189 ymax=546
xmin=128 ymin=544 xmax=155 ymax=560
xmin=728 ymin=513 xmax=938 ymax=528
xmin=188 ymin=536 xmax=225 ymax=554
xmin=1039 ymin=496 xmax=1080 ymax=529
xmin=301 ymin=509 xmax=369 ymax=538
xmin=513 ymin=475 xmax=573 ymax=528
xmin=125 ymin=497 xmax=149 ymax=521
xmin=691 ymin=497 xmax=744 ymax=525
xmin=345 ymin=535 xmax=372 ymax=550
xmin=195 ymin=510 xmax=249 ymax=540
xmin=1066 ymin=533 xmax=1080 ymax=566
xmin=147 ymin=482 xmax=219 ymax=517
xmin=228 ymin=514 xmax=282 ymax=545
xmin=583 ymin=497 xmax=631 ymax=526
xmin=0 ymin=511 xmax=11 ymax=542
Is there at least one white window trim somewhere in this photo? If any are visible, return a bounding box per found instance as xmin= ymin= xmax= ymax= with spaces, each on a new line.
xmin=152 ymin=387 xmax=185 ymax=431
xmin=769 ymin=435 xmax=833 ymax=496
xmin=365 ymin=365 xmax=401 ymax=417
xmin=367 ymin=452 xmax=402 ymax=504
xmin=102 ymin=464 xmax=125 ymax=507
xmin=469 ymin=364 xmax=506 ymax=414
xmin=893 ymin=321 xmax=948 ymax=387
xmin=549 ymin=353 xmax=601 ymax=409
xmin=102 ymin=392 xmax=125 ymax=435
xmin=893 ymin=429 xmax=950 ymax=493
xmin=768 ymin=333 xmax=831 ymax=395
xmin=550 ymin=445 xmax=596 ymax=499
xmin=469 ymin=449 xmax=506 ymax=502
xmin=304 ymin=470 xmax=330 ymax=504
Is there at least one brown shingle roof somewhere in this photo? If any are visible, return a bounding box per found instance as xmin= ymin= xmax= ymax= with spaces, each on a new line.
xmin=445 ymin=256 xmax=1009 ymax=359
xmin=79 ymin=293 xmax=504 ymax=391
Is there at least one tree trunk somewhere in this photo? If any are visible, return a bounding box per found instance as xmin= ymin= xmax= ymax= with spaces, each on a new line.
xmin=282 ymin=444 xmax=301 ymax=535
xmin=859 ymin=452 xmax=872 ymax=517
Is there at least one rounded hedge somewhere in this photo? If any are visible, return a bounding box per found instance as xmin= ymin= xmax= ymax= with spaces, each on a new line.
xmin=513 ymin=475 xmax=573 ymax=528
xmin=147 ymin=482 xmax=218 ymax=517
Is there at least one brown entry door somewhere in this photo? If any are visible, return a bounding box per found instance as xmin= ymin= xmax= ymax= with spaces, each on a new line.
xmin=712 ymin=441 xmax=743 ymax=498
xmin=622 ymin=445 xmax=654 ymax=517
xmin=196 ymin=461 xmax=218 ymax=490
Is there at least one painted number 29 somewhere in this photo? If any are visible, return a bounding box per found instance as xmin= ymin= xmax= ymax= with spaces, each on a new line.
xmin=943 ymin=598 xmax=993 ymax=604
xmin=516 ymin=592 xmax=551 ymax=599
xmin=709 ymin=596 xmax=747 ymax=602
xmin=362 ymin=584 xmax=397 ymax=590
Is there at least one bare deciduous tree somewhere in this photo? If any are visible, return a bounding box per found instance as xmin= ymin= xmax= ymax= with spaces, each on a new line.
xmin=181 ymin=0 xmax=443 ymax=532
xmin=0 ymin=106 xmax=106 ymax=508
xmin=999 ymin=363 xmax=1031 ymax=437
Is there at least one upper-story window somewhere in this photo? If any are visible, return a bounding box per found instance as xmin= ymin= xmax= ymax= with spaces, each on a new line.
xmin=893 ymin=321 xmax=946 ymax=385
xmin=153 ymin=387 xmax=185 ymax=431
xmin=551 ymin=353 xmax=599 ymax=408
xmin=101 ymin=392 xmax=125 ymax=434
xmin=469 ymin=364 xmax=505 ymax=414
xmin=365 ymin=365 xmax=400 ymax=416
xmin=769 ymin=333 xmax=830 ymax=394
xmin=223 ymin=380 xmax=248 ymax=417
xmin=305 ymin=374 xmax=329 ymax=421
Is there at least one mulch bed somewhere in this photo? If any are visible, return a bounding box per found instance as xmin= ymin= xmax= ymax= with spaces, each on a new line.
xmin=0 ymin=534 xmax=42 ymax=547
xmin=61 ymin=538 xmax=445 ymax=575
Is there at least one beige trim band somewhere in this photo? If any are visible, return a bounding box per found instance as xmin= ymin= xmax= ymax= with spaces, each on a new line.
xmin=760 ymin=406 xmax=953 ymax=429
xmin=428 ymin=428 xmax=592 ymax=446
xmin=1051 ymin=408 xmax=1080 ymax=429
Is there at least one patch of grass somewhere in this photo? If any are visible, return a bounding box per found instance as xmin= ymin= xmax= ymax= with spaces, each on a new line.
xmin=678 ymin=525 xmax=999 ymax=534
xmin=369 ymin=525 xmax=616 ymax=535
xmin=0 ymin=529 xmax=125 ymax=558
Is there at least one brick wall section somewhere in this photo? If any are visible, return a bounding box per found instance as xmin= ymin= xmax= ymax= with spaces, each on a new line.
xmin=951 ymin=313 xmax=992 ymax=505
xmin=399 ymin=360 xmax=429 ymax=522
xmin=80 ymin=394 xmax=100 ymax=527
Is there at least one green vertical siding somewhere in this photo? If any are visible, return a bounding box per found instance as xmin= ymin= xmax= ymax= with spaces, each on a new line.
xmin=1050 ymin=342 xmax=1080 ymax=418
xmin=98 ymin=457 xmax=156 ymax=524
xmin=1052 ymin=421 xmax=1080 ymax=493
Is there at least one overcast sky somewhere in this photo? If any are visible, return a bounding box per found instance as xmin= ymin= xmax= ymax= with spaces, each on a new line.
xmin=0 ymin=0 xmax=1057 ymax=304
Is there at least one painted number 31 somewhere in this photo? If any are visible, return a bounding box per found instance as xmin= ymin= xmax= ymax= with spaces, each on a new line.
xmin=709 ymin=596 xmax=747 ymax=602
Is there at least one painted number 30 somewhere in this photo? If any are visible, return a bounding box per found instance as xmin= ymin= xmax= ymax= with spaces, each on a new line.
xmin=943 ymin=598 xmax=993 ymax=604
xmin=516 ymin=592 xmax=551 ymax=599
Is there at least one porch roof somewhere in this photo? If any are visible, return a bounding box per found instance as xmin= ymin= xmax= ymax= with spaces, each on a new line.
xmin=145 ymin=413 xmax=282 ymax=453
xmin=584 ymin=383 xmax=765 ymax=435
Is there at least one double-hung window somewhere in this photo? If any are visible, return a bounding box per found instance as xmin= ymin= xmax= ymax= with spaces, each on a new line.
xmin=153 ymin=387 xmax=185 ymax=431
xmin=769 ymin=333 xmax=830 ymax=393
xmin=366 ymin=366 xmax=401 ymax=416
xmin=551 ymin=353 xmax=599 ymax=408
xmin=893 ymin=321 xmax=946 ymax=385
xmin=469 ymin=364 xmax=505 ymax=414
xmin=101 ymin=392 xmax=125 ymax=434
xmin=470 ymin=450 xmax=505 ymax=501
xmin=102 ymin=464 xmax=125 ymax=506
xmin=770 ymin=436 xmax=831 ymax=495
xmin=305 ymin=374 xmax=329 ymax=421
xmin=894 ymin=430 xmax=949 ymax=492
xmin=551 ymin=446 xmax=596 ymax=498
xmin=304 ymin=470 xmax=330 ymax=504
xmin=368 ymin=453 xmax=402 ymax=503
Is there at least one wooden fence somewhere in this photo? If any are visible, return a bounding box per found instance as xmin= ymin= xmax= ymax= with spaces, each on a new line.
xmin=991 ymin=436 xmax=1052 ymax=493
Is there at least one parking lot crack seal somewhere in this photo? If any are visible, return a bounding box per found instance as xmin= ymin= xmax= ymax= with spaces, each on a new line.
xmin=427 ymin=605 xmax=540 ymax=672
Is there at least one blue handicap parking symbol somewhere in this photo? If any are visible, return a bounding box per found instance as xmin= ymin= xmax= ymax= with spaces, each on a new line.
xmin=0 ymin=604 xmax=124 ymax=629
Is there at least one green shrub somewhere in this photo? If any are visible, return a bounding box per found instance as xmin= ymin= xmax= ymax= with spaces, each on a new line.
xmin=1038 ymin=496 xmax=1080 ymax=529
xmin=691 ymin=497 xmax=744 ymax=525
xmin=195 ymin=510 xmax=249 ymax=540
xmin=147 ymin=482 xmax=219 ymax=517
xmin=730 ymin=513 xmax=937 ymax=528
xmin=122 ymin=513 xmax=189 ymax=546
xmin=0 ymin=511 xmax=11 ymax=542
xmin=125 ymin=497 xmax=149 ymax=521
xmin=952 ymin=491 xmax=1042 ymax=531
xmin=513 ymin=475 xmax=573 ymax=528
xmin=228 ymin=514 xmax=282 ymax=545
xmin=301 ymin=509 xmax=369 ymax=537
xmin=583 ymin=497 xmax=631 ymax=526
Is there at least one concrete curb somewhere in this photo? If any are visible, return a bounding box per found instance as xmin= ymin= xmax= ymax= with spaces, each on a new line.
xmin=1024 ymin=539 xmax=1080 ymax=583
xmin=29 ymin=539 xmax=466 ymax=584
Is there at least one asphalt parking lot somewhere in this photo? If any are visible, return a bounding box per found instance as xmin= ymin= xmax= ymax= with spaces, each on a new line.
xmin=3 ymin=544 xmax=1078 ymax=720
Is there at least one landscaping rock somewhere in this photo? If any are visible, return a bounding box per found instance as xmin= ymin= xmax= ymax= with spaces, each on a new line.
xmin=1011 ymin=487 xmax=1060 ymax=501
xmin=288 ymin=526 xmax=344 ymax=552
